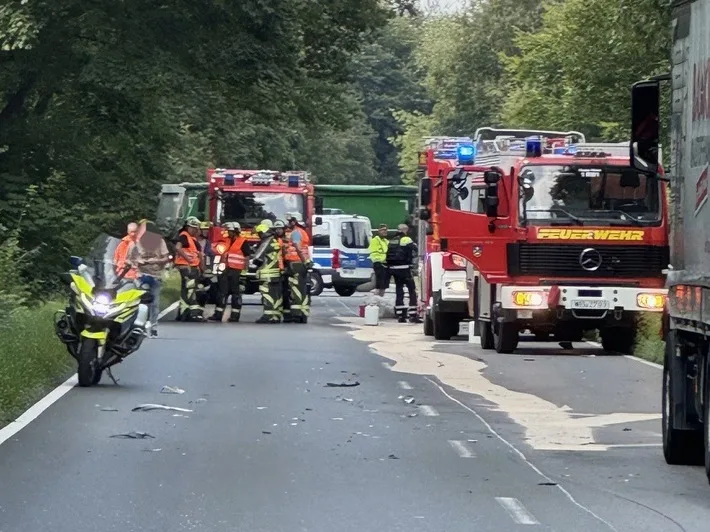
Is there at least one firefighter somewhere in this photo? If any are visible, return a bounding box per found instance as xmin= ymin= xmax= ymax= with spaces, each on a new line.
xmin=283 ymin=212 xmax=312 ymax=323
xmin=174 ymin=216 xmax=204 ymax=321
xmin=195 ymin=221 xmax=214 ymax=308
xmin=254 ymin=220 xmax=284 ymax=323
xmin=209 ymin=222 xmax=251 ymax=323
xmin=386 ymin=223 xmax=421 ymax=323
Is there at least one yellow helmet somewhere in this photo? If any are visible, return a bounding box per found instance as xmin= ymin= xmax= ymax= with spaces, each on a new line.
xmin=199 ymin=221 xmax=211 ymax=230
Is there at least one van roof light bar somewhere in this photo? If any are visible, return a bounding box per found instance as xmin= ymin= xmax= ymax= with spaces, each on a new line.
xmin=473 ymin=127 xmax=586 ymax=144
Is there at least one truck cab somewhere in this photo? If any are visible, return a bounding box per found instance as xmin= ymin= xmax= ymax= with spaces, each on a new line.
xmin=419 ymin=128 xmax=670 ymax=354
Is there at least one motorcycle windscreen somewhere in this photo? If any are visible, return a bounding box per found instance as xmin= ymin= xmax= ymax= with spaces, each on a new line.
xmin=84 ymin=233 xmax=126 ymax=289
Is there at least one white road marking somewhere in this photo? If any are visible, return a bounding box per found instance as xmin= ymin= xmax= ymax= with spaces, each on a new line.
xmin=584 ymin=341 xmax=663 ymax=370
xmin=605 ymin=443 xmax=662 ymax=448
xmin=0 ymin=376 xmax=78 ymax=446
xmin=623 ymin=355 xmax=663 ymax=370
xmin=448 ymin=440 xmax=475 ymax=458
xmin=426 ymin=378 xmax=619 ymax=532
xmin=157 ymin=301 xmax=179 ymax=321
xmin=337 ymin=298 xmax=358 ymax=316
xmin=417 ymin=405 xmax=439 ymax=416
xmin=495 ymin=497 xmax=539 ymax=525
xmin=398 ymin=380 xmax=413 ymax=390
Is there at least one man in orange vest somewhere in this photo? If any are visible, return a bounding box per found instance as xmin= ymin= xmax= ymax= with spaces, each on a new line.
xmin=283 ymin=212 xmax=312 ymax=323
xmin=113 ymin=222 xmax=139 ymax=280
xmin=209 ymin=222 xmax=252 ymax=323
xmin=173 ymin=216 xmax=204 ymax=321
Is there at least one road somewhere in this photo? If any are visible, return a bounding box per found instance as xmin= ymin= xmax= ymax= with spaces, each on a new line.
xmin=1 ymin=292 xmax=709 ymax=531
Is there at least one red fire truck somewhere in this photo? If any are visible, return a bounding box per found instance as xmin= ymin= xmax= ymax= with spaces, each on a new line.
xmin=417 ymin=128 xmax=669 ymax=353
xmin=157 ymin=168 xmax=315 ymax=299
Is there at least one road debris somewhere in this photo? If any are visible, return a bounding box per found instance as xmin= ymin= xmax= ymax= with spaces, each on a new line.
xmin=100 ymin=407 xmax=119 ymax=412
xmin=399 ymin=395 xmax=415 ymax=405
xmin=132 ymin=404 xmax=193 ymax=413
xmin=262 ymin=431 xmax=272 ymax=435
xmin=538 ymin=482 xmax=557 ymax=486
xmin=336 ymin=396 xmax=354 ymax=403
xmin=326 ymin=381 xmax=360 ymax=388
xmin=388 ymin=454 xmax=399 ymax=460
xmin=160 ymin=385 xmax=185 ymax=395
xmin=110 ymin=431 xmax=155 ymax=439
xmin=143 ymin=448 xmax=162 ymax=453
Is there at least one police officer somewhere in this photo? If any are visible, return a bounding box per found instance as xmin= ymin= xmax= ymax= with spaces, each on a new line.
xmin=209 ymin=222 xmax=251 ymax=323
xmin=174 ymin=216 xmax=204 ymax=321
xmin=283 ymin=212 xmax=312 ymax=323
xmin=386 ymin=223 xmax=421 ymax=323
xmin=255 ymin=220 xmax=284 ymax=323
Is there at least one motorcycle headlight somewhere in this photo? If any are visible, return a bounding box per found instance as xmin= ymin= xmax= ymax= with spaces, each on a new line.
xmin=92 ymin=293 xmax=112 ymax=316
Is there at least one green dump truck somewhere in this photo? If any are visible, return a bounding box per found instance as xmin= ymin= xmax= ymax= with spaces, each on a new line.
xmin=159 ymin=182 xmax=418 ymax=235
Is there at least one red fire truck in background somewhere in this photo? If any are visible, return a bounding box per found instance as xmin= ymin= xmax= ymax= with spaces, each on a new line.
xmin=157 ymin=168 xmax=315 ymax=299
xmin=416 ymin=128 xmax=669 ymax=354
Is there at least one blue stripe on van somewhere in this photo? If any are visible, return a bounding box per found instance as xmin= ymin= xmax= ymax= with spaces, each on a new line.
xmin=312 ymin=248 xmax=332 ymax=269
xmin=339 ymin=251 xmax=372 ymax=270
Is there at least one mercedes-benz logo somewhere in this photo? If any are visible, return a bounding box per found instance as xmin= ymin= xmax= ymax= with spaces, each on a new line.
xmin=579 ymin=248 xmax=603 ymax=271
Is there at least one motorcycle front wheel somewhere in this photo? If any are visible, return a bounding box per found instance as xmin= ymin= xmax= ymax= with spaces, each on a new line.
xmin=77 ymin=339 xmax=101 ymax=387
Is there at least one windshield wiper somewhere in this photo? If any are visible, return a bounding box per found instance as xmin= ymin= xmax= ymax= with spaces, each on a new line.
xmin=547 ymin=207 xmax=584 ymax=225
xmin=594 ymin=209 xmax=644 ymax=226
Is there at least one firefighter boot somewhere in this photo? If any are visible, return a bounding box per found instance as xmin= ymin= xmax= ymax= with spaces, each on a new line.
xmin=208 ymin=309 xmax=223 ymax=322
xmin=408 ymin=307 xmax=422 ymax=324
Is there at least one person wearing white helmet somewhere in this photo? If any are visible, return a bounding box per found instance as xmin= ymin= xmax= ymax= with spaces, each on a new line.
xmin=255 ymin=219 xmax=285 ymax=323
xmin=174 ymin=216 xmax=205 ymax=321
xmin=209 ymin=222 xmax=252 ymax=323
xmin=283 ymin=212 xmax=312 ymax=323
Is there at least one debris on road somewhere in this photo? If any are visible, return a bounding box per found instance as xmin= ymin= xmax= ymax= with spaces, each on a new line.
xmin=143 ymin=448 xmax=162 ymax=453
xmin=257 ymin=406 xmax=268 ymax=410
xmin=538 ymin=482 xmax=557 ymax=486
xmin=262 ymin=431 xmax=271 ymax=435
xmin=388 ymin=454 xmax=399 ymax=460
xmin=326 ymin=381 xmax=360 ymax=388
xmin=110 ymin=431 xmax=155 ymax=439
xmin=132 ymin=404 xmax=193 ymax=413
xmin=336 ymin=396 xmax=354 ymax=403
xmin=100 ymin=407 xmax=119 ymax=412
xmin=399 ymin=395 xmax=415 ymax=405
xmin=160 ymin=385 xmax=185 ymax=395
xmin=524 ymin=358 xmax=535 ymax=362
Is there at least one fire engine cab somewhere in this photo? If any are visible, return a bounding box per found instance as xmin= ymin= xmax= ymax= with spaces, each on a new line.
xmin=417 ymin=128 xmax=669 ymax=354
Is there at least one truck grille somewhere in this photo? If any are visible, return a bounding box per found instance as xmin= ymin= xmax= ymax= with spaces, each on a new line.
xmin=507 ymin=243 xmax=669 ymax=278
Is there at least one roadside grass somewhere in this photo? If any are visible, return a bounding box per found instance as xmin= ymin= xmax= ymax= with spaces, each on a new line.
xmin=633 ymin=313 xmax=664 ymax=364
xmin=160 ymin=269 xmax=181 ymax=311
xmin=0 ymin=303 xmax=74 ymax=427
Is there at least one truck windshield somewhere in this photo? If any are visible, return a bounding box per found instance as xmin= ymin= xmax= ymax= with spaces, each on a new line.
xmin=221 ymin=192 xmax=305 ymax=226
xmin=519 ymin=164 xmax=662 ymax=226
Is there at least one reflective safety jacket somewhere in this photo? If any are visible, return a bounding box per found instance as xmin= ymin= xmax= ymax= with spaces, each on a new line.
xmin=386 ymin=235 xmax=415 ymax=269
xmin=257 ymin=237 xmax=284 ymax=280
xmin=368 ymin=236 xmax=388 ymax=264
xmin=225 ymin=237 xmax=247 ymax=270
xmin=114 ymin=236 xmax=138 ymax=279
xmin=174 ymin=231 xmax=200 ymax=267
xmin=285 ymin=226 xmax=310 ymax=262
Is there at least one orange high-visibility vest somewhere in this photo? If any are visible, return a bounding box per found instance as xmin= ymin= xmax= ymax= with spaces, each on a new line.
xmin=226 ymin=237 xmax=247 ymax=270
xmin=114 ymin=236 xmax=137 ymax=279
xmin=285 ymin=227 xmax=310 ymax=262
xmin=174 ymin=231 xmax=200 ymax=267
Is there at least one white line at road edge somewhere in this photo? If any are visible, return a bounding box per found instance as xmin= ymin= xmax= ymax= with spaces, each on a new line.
xmin=424 ymin=377 xmax=619 ymax=532
xmin=584 ymin=341 xmax=663 ymax=370
xmin=0 ymin=376 xmax=78 ymax=446
xmin=495 ymin=497 xmax=539 ymax=525
xmin=157 ymin=301 xmax=180 ymax=321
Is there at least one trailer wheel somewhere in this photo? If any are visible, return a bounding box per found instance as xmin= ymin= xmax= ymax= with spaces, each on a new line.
xmin=662 ymin=331 xmax=704 ymax=465
xmin=600 ymin=327 xmax=635 ymax=355
xmin=493 ymin=321 xmax=518 ymax=354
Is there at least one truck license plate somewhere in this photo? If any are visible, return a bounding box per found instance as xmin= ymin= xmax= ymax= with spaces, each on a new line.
xmin=570 ymin=299 xmax=609 ymax=309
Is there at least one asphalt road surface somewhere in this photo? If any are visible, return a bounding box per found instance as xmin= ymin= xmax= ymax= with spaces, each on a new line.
xmin=1 ymin=291 xmax=709 ymax=531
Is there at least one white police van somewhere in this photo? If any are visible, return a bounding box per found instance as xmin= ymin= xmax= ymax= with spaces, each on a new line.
xmin=310 ymin=214 xmax=373 ymax=297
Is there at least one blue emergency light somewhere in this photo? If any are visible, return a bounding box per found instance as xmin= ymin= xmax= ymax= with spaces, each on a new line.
xmin=525 ymin=137 xmax=542 ymax=157
xmin=457 ymin=144 xmax=475 ymax=164
xmin=287 ymin=174 xmax=300 ymax=188
xmin=224 ymin=174 xmax=235 ymax=185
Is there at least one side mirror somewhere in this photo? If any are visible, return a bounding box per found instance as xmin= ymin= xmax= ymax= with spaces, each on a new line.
xmin=458 ymin=187 xmax=469 ymax=200
xmin=418 ymin=207 xmax=431 ymax=221
xmin=630 ymin=80 xmax=660 ymax=174
xmin=483 ymin=170 xmax=502 ymax=184
xmin=70 ymin=256 xmax=84 ymax=269
xmin=419 ymin=178 xmax=432 ymax=206
xmin=314 ymin=216 xmax=323 ymax=226
xmin=620 ymin=169 xmax=641 ymax=188
xmin=484 ymin=196 xmax=499 ymax=218
xmin=484 ymin=169 xmax=501 ymax=218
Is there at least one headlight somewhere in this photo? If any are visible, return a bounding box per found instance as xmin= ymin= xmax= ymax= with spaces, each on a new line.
xmin=92 ymin=293 xmax=112 ymax=316
xmin=637 ymin=293 xmax=666 ymax=309
xmin=512 ymin=291 xmax=546 ymax=307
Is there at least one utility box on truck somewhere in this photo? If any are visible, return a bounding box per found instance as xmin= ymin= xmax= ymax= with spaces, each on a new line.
xmin=642 ymin=0 xmax=710 ymax=484
xmin=314 ymin=185 xmax=417 ymax=233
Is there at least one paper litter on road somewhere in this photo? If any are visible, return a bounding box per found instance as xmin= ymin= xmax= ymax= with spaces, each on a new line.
xmin=326 ymin=381 xmax=360 ymax=387
xmin=132 ymin=404 xmax=193 ymax=413
xmin=160 ymin=385 xmax=185 ymax=395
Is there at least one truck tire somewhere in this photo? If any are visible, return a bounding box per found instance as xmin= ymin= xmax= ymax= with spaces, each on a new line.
xmin=334 ymin=285 xmax=356 ymax=297
xmin=662 ymin=331 xmax=704 ymax=465
xmin=493 ymin=321 xmax=518 ymax=354
xmin=600 ymin=327 xmax=635 ymax=355
xmin=423 ymin=310 xmax=434 ymax=336
xmin=704 ymin=355 xmax=710 ymax=484
xmin=479 ymin=320 xmax=494 ymax=350
xmin=308 ymin=271 xmax=324 ymax=297
xmin=432 ymin=293 xmax=458 ymax=340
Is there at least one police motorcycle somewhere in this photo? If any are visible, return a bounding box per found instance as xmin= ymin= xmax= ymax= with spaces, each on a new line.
xmin=53 ymin=234 xmax=154 ymax=387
